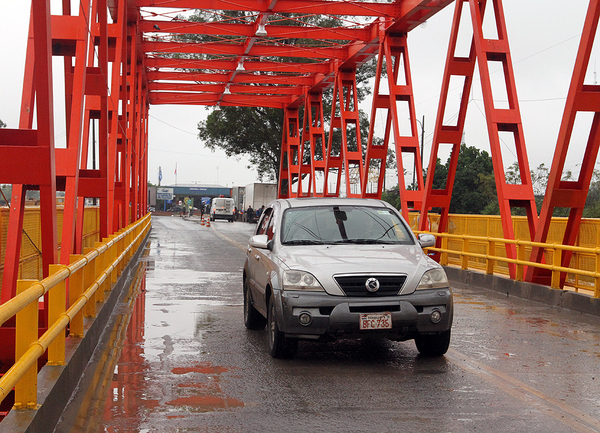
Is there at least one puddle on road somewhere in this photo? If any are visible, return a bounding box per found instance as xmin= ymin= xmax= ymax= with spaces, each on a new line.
xmin=62 ymin=267 xmax=246 ymax=432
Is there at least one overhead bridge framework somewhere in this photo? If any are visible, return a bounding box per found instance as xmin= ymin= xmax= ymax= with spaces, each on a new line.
xmin=1 ymin=0 xmax=600 ymax=305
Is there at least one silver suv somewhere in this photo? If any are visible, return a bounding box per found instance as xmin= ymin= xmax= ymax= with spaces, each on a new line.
xmin=243 ymin=198 xmax=453 ymax=358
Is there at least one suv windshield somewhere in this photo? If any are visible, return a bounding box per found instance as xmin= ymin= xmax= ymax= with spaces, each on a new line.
xmin=281 ymin=205 xmax=413 ymax=245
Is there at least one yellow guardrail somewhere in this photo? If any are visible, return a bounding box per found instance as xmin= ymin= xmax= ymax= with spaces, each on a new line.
xmin=0 ymin=213 xmax=151 ymax=410
xmin=408 ymin=213 xmax=600 ymax=295
xmin=415 ymin=230 xmax=600 ymax=299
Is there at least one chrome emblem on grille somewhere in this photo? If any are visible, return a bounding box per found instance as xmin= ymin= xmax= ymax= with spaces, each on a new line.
xmin=365 ymin=277 xmax=380 ymax=292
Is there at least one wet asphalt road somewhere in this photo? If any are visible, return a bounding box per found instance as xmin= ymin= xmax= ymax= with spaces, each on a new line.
xmin=60 ymin=215 xmax=600 ymax=433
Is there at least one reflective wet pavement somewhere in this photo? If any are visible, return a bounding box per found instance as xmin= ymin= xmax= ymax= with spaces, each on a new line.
xmin=55 ymin=216 xmax=600 ymax=433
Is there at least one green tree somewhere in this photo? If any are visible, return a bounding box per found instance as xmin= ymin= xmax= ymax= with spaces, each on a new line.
xmin=583 ymin=170 xmax=600 ymax=218
xmin=448 ymin=144 xmax=495 ymax=214
xmin=199 ymin=107 xmax=283 ymax=181
xmin=421 ymin=144 xmax=495 ymax=214
xmin=505 ymin=162 xmax=549 ymax=196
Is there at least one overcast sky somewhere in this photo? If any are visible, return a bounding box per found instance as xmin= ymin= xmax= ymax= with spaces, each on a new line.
xmin=1 ymin=1 xmax=597 ymax=188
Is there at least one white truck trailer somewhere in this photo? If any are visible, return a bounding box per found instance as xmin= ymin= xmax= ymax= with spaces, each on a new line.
xmin=244 ymin=183 xmax=277 ymax=222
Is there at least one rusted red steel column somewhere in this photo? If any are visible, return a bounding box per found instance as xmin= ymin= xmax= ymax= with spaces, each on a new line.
xmin=527 ymin=0 xmax=600 ymax=286
xmin=278 ymin=108 xmax=300 ymax=198
xmin=362 ymin=33 xmax=424 ymax=219
xmin=324 ymin=70 xmax=364 ymax=198
xmin=297 ymin=92 xmax=327 ymax=197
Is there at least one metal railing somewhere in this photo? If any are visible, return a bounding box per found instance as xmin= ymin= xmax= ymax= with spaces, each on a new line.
xmin=408 ymin=213 xmax=600 ymax=295
xmin=0 ymin=206 xmax=101 ymax=282
xmin=0 ymin=213 xmax=151 ymax=409
xmin=416 ymin=230 xmax=600 ymax=298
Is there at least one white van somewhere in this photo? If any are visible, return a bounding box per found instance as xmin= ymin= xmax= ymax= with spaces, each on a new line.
xmin=210 ymin=197 xmax=235 ymax=222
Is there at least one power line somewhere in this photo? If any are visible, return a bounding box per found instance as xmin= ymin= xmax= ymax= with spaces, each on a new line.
xmin=149 ymin=114 xmax=199 ymax=136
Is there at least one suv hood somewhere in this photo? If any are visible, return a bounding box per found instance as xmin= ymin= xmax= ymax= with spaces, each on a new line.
xmin=276 ymin=244 xmax=432 ymax=296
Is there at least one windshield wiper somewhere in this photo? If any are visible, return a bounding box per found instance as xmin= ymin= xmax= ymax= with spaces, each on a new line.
xmin=333 ymin=239 xmax=396 ymax=244
xmin=283 ymin=239 xmax=325 ymax=245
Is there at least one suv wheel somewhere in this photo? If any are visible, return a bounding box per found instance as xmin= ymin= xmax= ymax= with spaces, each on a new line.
xmin=244 ymin=280 xmax=266 ymax=329
xmin=267 ymin=294 xmax=297 ymax=359
xmin=415 ymin=329 xmax=451 ymax=357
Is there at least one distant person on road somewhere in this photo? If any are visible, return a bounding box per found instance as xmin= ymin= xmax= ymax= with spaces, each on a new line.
xmin=256 ymin=205 xmax=265 ymax=220
xmin=247 ymin=206 xmax=254 ymax=223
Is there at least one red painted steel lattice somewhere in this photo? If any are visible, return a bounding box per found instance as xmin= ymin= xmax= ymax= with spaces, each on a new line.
xmin=1 ymin=0 xmax=600 ymax=311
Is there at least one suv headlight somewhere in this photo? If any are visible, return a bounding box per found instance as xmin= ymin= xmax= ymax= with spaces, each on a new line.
xmin=416 ymin=268 xmax=449 ymax=290
xmin=283 ymin=270 xmax=324 ymax=291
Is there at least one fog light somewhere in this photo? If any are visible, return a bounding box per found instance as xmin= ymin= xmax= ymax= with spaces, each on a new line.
xmin=430 ymin=309 xmax=442 ymax=324
xmin=298 ymin=312 xmax=312 ymax=326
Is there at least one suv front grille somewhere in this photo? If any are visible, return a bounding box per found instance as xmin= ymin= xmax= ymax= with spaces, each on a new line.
xmin=334 ymin=275 xmax=407 ymax=297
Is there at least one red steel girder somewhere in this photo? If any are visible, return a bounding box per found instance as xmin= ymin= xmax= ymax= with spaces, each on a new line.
xmin=362 ymin=33 xmax=424 ymax=218
xmin=296 ymin=92 xmax=327 ymax=197
xmin=419 ymin=0 xmax=538 ymax=278
xmin=526 ymin=0 xmax=600 ymax=287
xmin=323 ymin=70 xmax=364 ymax=198
xmin=138 ymin=0 xmax=403 ymax=17
xmin=147 ymin=71 xmax=315 ymax=86
xmin=278 ymin=108 xmax=301 ymax=198
xmin=149 ymin=92 xmax=292 ymax=108
xmin=138 ymin=0 xmax=453 ymax=110
xmin=2 ymin=0 xmax=149 ymax=307
xmin=140 ymin=20 xmax=372 ymax=42
xmin=142 ymin=41 xmax=348 ymax=60
xmin=0 ymin=0 xmax=58 ymax=314
xmin=149 ymin=82 xmax=303 ymax=96
xmin=145 ymin=56 xmax=331 ymax=74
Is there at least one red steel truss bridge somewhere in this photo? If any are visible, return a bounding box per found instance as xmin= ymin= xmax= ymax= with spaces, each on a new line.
xmin=2 ymin=0 xmax=600 ymax=305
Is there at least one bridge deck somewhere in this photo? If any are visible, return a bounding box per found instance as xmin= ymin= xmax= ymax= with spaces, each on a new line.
xmin=51 ymin=216 xmax=600 ymax=432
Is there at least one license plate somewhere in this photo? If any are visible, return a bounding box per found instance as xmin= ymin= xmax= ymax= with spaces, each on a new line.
xmin=359 ymin=312 xmax=392 ymax=330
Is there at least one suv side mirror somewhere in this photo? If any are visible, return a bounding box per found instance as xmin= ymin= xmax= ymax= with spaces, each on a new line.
xmin=418 ymin=233 xmax=436 ymax=248
xmin=249 ymin=234 xmax=269 ymax=249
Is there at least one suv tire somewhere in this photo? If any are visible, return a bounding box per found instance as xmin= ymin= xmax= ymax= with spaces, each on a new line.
xmin=415 ymin=329 xmax=451 ymax=357
xmin=244 ymin=280 xmax=266 ymax=330
xmin=267 ymin=294 xmax=297 ymax=359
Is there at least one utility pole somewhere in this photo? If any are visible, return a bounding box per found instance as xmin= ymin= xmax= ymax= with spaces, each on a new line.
xmin=413 ymin=115 xmax=425 ymax=188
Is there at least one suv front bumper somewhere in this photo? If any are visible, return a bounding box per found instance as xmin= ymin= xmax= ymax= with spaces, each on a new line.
xmin=277 ymin=288 xmax=453 ymax=341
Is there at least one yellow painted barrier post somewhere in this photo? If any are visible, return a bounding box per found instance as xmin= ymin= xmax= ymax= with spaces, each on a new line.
xmin=69 ymin=254 xmax=85 ymax=337
xmin=440 ymin=236 xmax=448 ymax=266
xmin=83 ymin=251 xmax=97 ymax=318
xmin=486 ymin=239 xmax=496 ymax=274
xmin=119 ymin=230 xmax=126 ymax=275
xmin=91 ymin=247 xmax=104 ymax=303
xmin=516 ymin=242 xmax=525 ymax=282
xmin=551 ymin=245 xmax=562 ymax=289
xmin=109 ymin=235 xmax=118 ymax=285
xmin=47 ymin=265 xmax=67 ymax=365
xmin=116 ymin=231 xmax=124 ymax=277
xmin=14 ymin=280 xmax=39 ymax=410
xmin=95 ymin=242 xmax=109 ymax=295
xmin=461 ymin=238 xmax=470 ymax=270
xmin=595 ymin=247 xmax=600 ymax=298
